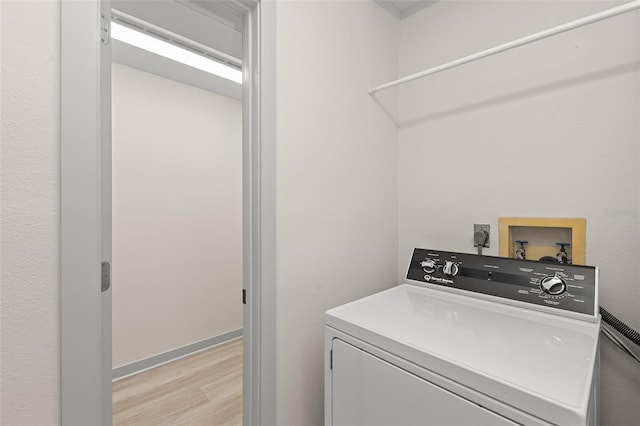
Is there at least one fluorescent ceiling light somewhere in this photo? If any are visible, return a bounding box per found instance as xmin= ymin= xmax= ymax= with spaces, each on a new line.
xmin=111 ymin=22 xmax=242 ymax=84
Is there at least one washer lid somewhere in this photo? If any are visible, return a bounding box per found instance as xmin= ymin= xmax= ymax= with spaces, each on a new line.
xmin=325 ymin=284 xmax=600 ymax=426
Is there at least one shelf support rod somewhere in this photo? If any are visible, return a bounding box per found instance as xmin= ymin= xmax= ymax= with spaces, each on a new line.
xmin=368 ymin=0 xmax=640 ymax=95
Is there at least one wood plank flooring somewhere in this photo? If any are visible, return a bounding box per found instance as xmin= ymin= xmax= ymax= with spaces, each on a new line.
xmin=113 ymin=339 xmax=242 ymax=426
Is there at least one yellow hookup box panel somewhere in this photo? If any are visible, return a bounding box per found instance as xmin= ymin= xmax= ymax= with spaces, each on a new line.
xmin=498 ymin=217 xmax=586 ymax=265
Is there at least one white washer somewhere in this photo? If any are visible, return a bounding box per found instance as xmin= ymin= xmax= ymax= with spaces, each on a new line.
xmin=325 ymin=248 xmax=600 ymax=426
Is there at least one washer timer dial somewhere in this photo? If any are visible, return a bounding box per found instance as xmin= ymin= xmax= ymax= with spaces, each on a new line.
xmin=540 ymin=275 xmax=567 ymax=295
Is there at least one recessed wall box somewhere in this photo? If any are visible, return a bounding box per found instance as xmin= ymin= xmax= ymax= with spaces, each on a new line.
xmin=498 ymin=217 xmax=586 ymax=265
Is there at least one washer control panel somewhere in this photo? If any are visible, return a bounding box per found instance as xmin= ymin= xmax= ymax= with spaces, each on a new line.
xmin=406 ymin=248 xmax=597 ymax=318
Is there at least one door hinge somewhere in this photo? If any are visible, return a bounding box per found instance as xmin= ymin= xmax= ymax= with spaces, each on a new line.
xmin=101 ymin=261 xmax=111 ymax=292
xmin=242 ymin=289 xmax=246 ymax=305
xmin=100 ymin=12 xmax=110 ymax=45
xmin=330 ymin=349 xmax=333 ymax=370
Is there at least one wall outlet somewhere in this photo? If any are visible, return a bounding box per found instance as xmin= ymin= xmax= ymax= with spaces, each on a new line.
xmin=474 ymin=224 xmax=490 ymax=248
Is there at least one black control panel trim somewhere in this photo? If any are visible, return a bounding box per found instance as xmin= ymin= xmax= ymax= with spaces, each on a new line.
xmin=406 ymin=248 xmax=598 ymax=318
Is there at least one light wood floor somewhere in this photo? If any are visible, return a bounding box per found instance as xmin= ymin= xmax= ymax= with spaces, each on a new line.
xmin=113 ymin=339 xmax=242 ymax=426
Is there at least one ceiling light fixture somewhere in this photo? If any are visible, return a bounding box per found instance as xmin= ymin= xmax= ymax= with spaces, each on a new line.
xmin=111 ymin=22 xmax=242 ymax=84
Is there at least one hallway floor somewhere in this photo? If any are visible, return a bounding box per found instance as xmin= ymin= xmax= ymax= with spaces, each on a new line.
xmin=113 ymin=339 xmax=242 ymax=425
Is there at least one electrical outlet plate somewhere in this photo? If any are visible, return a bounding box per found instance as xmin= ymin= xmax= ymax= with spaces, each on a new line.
xmin=474 ymin=224 xmax=490 ymax=248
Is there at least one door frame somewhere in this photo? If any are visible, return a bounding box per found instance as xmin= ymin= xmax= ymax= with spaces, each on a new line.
xmin=60 ymin=0 xmax=276 ymax=424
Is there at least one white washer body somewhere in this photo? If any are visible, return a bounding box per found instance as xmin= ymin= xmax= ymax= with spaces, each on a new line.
xmin=325 ymin=283 xmax=600 ymax=426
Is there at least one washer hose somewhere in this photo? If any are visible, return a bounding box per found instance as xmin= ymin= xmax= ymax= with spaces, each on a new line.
xmin=600 ymin=306 xmax=640 ymax=347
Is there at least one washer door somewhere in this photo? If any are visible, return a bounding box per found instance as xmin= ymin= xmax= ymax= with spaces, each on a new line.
xmin=331 ymin=339 xmax=518 ymax=426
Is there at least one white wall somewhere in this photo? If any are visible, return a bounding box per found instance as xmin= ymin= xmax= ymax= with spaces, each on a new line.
xmin=111 ymin=62 xmax=242 ymax=367
xmin=397 ymin=2 xmax=640 ymax=425
xmin=275 ymin=1 xmax=399 ymax=424
xmin=4 ymin=1 xmax=639 ymax=425
xmin=0 ymin=1 xmax=61 ymax=424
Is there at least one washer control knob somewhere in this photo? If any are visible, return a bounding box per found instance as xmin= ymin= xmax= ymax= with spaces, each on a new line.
xmin=421 ymin=259 xmax=436 ymax=273
xmin=443 ymin=261 xmax=459 ymax=277
xmin=540 ymin=275 xmax=567 ymax=295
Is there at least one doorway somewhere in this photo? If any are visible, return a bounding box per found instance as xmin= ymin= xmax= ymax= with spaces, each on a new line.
xmin=60 ymin=1 xmax=276 ymax=424
xmin=109 ymin=4 xmax=244 ymax=422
